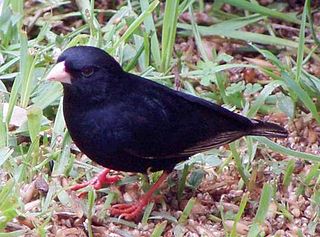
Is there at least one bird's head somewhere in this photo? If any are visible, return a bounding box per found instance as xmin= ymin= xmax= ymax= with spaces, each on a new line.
xmin=46 ymin=46 xmax=123 ymax=86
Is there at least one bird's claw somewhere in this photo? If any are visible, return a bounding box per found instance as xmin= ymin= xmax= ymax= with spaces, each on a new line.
xmin=110 ymin=201 xmax=146 ymax=220
xmin=70 ymin=169 xmax=121 ymax=196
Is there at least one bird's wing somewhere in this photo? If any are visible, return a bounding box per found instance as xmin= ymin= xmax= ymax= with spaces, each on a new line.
xmin=118 ymin=75 xmax=251 ymax=159
xmin=125 ymin=131 xmax=244 ymax=159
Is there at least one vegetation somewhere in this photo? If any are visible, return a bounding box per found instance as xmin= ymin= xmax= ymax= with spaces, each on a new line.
xmin=0 ymin=0 xmax=319 ymax=236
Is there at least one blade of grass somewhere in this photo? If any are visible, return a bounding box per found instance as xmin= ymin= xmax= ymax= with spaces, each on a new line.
xmin=254 ymin=184 xmax=273 ymax=224
xmin=189 ymin=5 xmax=208 ymax=61
xmin=32 ymin=83 xmax=62 ymax=109
xmin=296 ymin=164 xmax=320 ymax=196
xmin=140 ymin=0 xmax=161 ymax=69
xmin=87 ymin=190 xmax=96 ymax=237
xmin=160 ymin=0 xmax=179 ymax=72
xmin=295 ymin=0 xmax=308 ymax=83
xmin=0 ymin=104 xmax=8 ymax=148
xmin=0 ymin=231 xmax=26 ymax=237
xmin=218 ymin=0 xmax=300 ymax=24
xmin=179 ymin=24 xmax=299 ymax=48
xmin=112 ymin=0 xmax=159 ymax=52
xmin=42 ymin=183 xmax=56 ymax=213
xmin=150 ymin=211 xmax=178 ymax=223
xmin=15 ymin=136 xmax=40 ymax=183
xmin=230 ymin=192 xmax=249 ymax=237
xmin=229 ymin=142 xmax=249 ymax=186
xmin=0 ymin=148 xmax=13 ymax=166
xmin=124 ymin=41 xmax=145 ymax=72
xmin=307 ymin=0 xmax=320 ymax=46
xmin=5 ymin=32 xmax=27 ymax=125
xmin=144 ymin=32 xmax=151 ymax=66
xmin=255 ymin=137 xmax=320 ymax=163
xmin=178 ymin=197 xmax=196 ymax=224
xmin=182 ymin=63 xmax=257 ymax=77
xmin=180 ymin=14 xmax=265 ymax=35
xmin=276 ymin=203 xmax=294 ymax=221
xmin=20 ymin=32 xmax=37 ymax=108
xmin=27 ymin=105 xmax=42 ymax=172
xmin=27 ymin=106 xmax=42 ymax=143
xmin=252 ymin=46 xmax=320 ymax=122
xmin=178 ymin=0 xmax=196 ymax=15
xmin=52 ymin=131 xmax=72 ymax=176
xmin=96 ymin=192 xmax=115 ymax=220
xmin=50 ymin=98 xmax=65 ymax=149
xmin=108 ymin=217 xmax=138 ymax=228
xmin=150 ymin=221 xmax=167 ymax=237
xmin=282 ymin=159 xmax=295 ymax=190
xmin=75 ymin=0 xmax=101 ymax=46
xmin=0 ymin=58 xmax=19 ymax=75
xmin=177 ymin=164 xmax=189 ymax=202
xmin=247 ymin=80 xmax=287 ymax=117
xmin=281 ymin=71 xmax=320 ymax=124
xmin=142 ymin=202 xmax=154 ymax=225
xmin=248 ymin=183 xmax=273 ymax=236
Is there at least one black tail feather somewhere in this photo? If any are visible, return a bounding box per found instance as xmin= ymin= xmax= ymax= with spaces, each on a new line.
xmin=248 ymin=119 xmax=288 ymax=138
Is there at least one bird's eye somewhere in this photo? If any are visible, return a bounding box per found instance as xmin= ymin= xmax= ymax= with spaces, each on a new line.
xmin=81 ymin=67 xmax=95 ymax=77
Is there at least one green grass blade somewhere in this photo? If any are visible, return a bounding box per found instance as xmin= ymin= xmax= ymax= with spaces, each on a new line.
xmin=0 ymin=104 xmax=8 ymax=148
xmin=0 ymin=148 xmax=13 ymax=166
xmin=140 ymin=0 xmax=161 ymax=69
xmin=20 ymin=32 xmax=37 ymax=108
xmin=247 ymin=183 xmax=273 ymax=236
xmin=231 ymin=192 xmax=249 ymax=237
xmin=27 ymin=106 xmax=42 ymax=143
xmin=307 ymin=0 xmax=320 ymax=46
xmin=295 ymin=1 xmax=308 ymax=83
xmin=87 ymin=190 xmax=96 ymax=237
xmin=177 ymin=164 xmax=189 ymax=202
xmin=230 ymin=142 xmax=249 ymax=186
xmin=150 ymin=221 xmax=167 ymax=237
xmin=247 ymin=80 xmax=287 ymax=117
xmin=218 ymin=0 xmax=300 ymax=24
xmin=179 ymin=24 xmax=299 ymax=48
xmin=0 ymin=58 xmax=19 ymax=75
xmin=282 ymin=160 xmax=295 ymax=189
xmin=112 ymin=0 xmax=159 ymax=52
xmin=0 ymin=230 xmax=27 ymax=237
xmin=142 ymin=202 xmax=154 ymax=225
xmin=188 ymin=5 xmax=208 ymax=61
xmin=282 ymin=72 xmax=320 ymax=124
xmin=52 ymin=131 xmax=72 ymax=176
xmin=178 ymin=197 xmax=196 ymax=224
xmin=255 ymin=137 xmax=320 ymax=163
xmin=254 ymin=184 xmax=273 ymax=223
xmin=51 ymin=98 xmax=65 ymax=148
xmin=161 ymin=0 xmax=179 ymax=72
xmin=179 ymin=14 xmax=265 ymax=34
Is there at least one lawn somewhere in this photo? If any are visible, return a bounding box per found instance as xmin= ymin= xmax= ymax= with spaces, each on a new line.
xmin=0 ymin=0 xmax=319 ymax=236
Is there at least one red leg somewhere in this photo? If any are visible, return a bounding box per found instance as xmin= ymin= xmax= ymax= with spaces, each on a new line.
xmin=70 ymin=168 xmax=120 ymax=192
xmin=110 ymin=171 xmax=169 ymax=220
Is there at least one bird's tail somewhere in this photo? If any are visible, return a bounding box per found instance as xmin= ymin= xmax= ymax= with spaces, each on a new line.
xmin=248 ymin=119 xmax=288 ymax=138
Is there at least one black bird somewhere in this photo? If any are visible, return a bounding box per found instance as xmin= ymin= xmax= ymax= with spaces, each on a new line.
xmin=47 ymin=46 xmax=288 ymax=220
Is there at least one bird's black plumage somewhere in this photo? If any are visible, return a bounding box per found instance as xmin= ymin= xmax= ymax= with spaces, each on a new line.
xmin=53 ymin=46 xmax=287 ymax=173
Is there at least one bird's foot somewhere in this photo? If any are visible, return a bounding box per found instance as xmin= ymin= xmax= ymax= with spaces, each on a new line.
xmin=110 ymin=199 xmax=148 ymax=220
xmin=110 ymin=171 xmax=170 ymax=220
xmin=70 ymin=168 xmax=120 ymax=194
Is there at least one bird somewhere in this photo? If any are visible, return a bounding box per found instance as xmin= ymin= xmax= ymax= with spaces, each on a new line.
xmin=46 ymin=46 xmax=288 ymax=220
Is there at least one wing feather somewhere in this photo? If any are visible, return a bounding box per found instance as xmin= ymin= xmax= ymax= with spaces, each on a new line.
xmin=120 ymin=74 xmax=252 ymax=160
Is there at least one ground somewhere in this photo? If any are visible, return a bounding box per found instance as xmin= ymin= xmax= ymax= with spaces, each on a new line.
xmin=0 ymin=0 xmax=320 ymax=236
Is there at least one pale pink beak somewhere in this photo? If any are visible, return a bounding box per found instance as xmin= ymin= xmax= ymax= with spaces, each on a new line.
xmin=46 ymin=61 xmax=71 ymax=84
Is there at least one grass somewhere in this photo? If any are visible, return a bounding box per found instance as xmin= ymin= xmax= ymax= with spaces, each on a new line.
xmin=0 ymin=0 xmax=320 ymax=235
